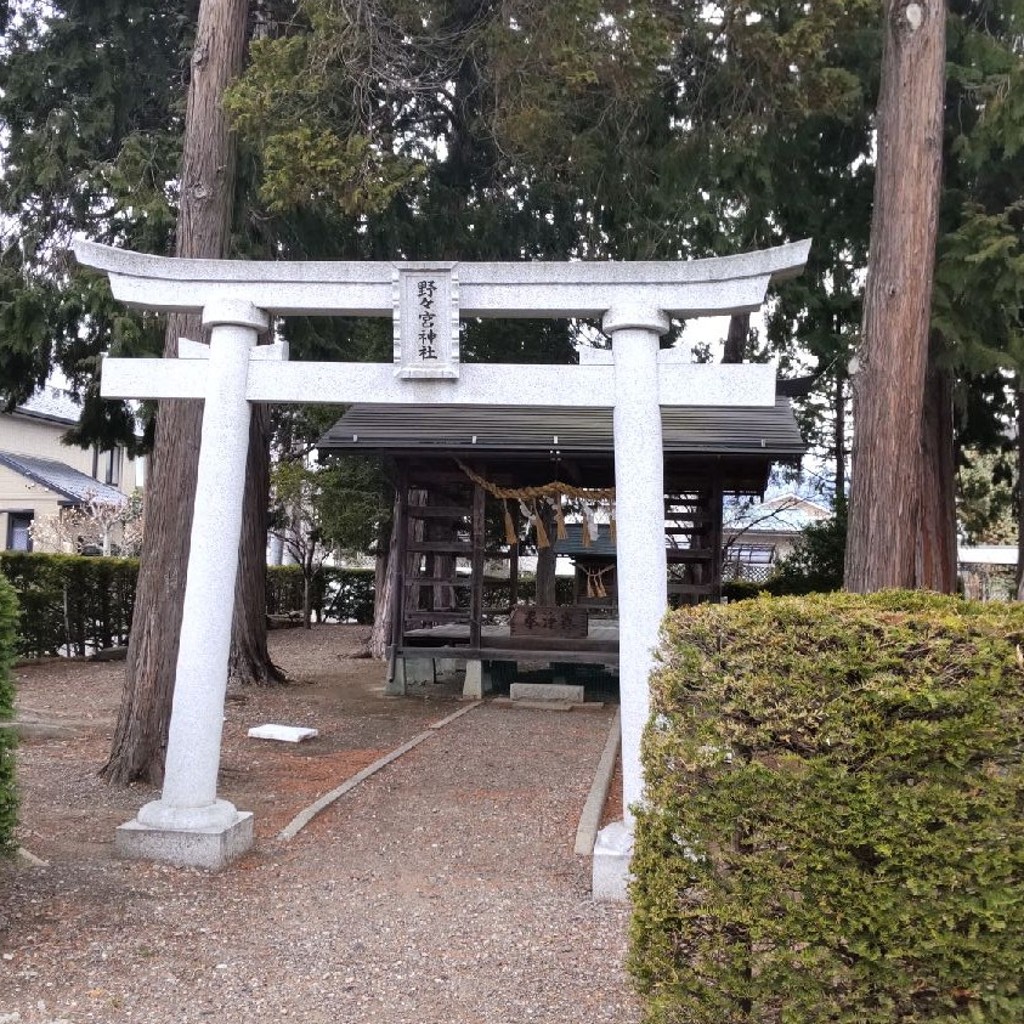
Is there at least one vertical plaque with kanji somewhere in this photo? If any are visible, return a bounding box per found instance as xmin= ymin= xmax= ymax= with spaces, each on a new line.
xmin=393 ymin=264 xmax=460 ymax=379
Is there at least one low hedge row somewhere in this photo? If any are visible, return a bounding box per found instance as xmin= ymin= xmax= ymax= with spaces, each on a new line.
xmin=0 ymin=573 xmax=18 ymax=855
xmin=632 ymin=591 xmax=1024 ymax=1024
xmin=0 ymin=556 xmax=384 ymax=653
xmin=0 ymin=552 xmax=137 ymax=659
xmin=1 ymin=552 xmax=581 ymax=656
xmin=266 ymin=565 xmax=377 ymax=624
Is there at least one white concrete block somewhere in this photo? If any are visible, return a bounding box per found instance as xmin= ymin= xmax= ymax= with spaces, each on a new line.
xmin=463 ymin=660 xmax=492 ymax=698
xmin=247 ymin=724 xmax=319 ymax=743
xmin=592 ymin=819 xmax=633 ymax=902
xmin=510 ymin=682 xmax=585 ymax=703
xmin=115 ymin=812 xmax=254 ymax=870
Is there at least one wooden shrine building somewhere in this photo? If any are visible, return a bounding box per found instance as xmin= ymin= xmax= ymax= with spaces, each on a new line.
xmin=321 ymin=398 xmax=804 ymax=692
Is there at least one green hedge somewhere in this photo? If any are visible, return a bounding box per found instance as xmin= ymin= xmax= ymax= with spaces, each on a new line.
xmin=0 ymin=573 xmax=18 ymax=855
xmin=2 ymin=553 xmax=579 ymax=654
xmin=632 ymin=591 xmax=1024 ymax=1024
xmin=266 ymin=565 xmax=377 ymax=624
xmin=0 ymin=557 xmax=384 ymax=653
xmin=0 ymin=552 xmax=137 ymax=659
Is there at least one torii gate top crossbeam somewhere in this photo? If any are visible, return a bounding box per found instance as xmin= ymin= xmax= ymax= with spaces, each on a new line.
xmin=73 ymin=239 xmax=811 ymax=319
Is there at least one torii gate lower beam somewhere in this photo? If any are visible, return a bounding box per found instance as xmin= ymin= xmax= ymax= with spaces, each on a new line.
xmin=76 ymin=239 xmax=810 ymax=897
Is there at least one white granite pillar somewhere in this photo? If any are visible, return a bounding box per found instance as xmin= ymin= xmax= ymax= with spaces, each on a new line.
xmin=592 ymin=304 xmax=669 ymax=901
xmin=119 ymin=299 xmax=268 ymax=869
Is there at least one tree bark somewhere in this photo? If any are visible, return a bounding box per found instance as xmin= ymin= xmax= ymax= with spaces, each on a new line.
xmin=102 ymin=0 xmax=253 ymax=785
xmin=844 ymin=0 xmax=946 ymax=593
xmin=229 ymin=401 xmax=285 ymax=684
xmin=369 ymin=490 xmax=400 ymax=659
xmin=834 ymin=370 xmax=846 ymax=503
xmin=916 ymin=338 xmax=957 ymax=592
xmin=722 ymin=313 xmax=750 ymax=364
xmin=535 ymin=503 xmax=557 ymax=605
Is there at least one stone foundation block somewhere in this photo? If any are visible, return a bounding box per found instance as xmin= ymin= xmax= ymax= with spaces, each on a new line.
xmin=463 ymin=660 xmax=493 ymax=698
xmin=115 ymin=812 xmax=254 ymax=870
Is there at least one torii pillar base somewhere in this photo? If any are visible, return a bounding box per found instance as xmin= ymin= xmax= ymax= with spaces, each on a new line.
xmin=115 ymin=812 xmax=254 ymax=871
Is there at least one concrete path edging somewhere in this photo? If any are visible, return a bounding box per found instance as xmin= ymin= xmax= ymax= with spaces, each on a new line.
xmin=278 ymin=701 xmax=480 ymax=841
xmin=574 ymin=708 xmax=621 ymax=856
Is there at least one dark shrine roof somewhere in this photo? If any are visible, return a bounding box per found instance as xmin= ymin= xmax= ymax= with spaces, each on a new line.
xmin=319 ymin=399 xmax=806 ymax=459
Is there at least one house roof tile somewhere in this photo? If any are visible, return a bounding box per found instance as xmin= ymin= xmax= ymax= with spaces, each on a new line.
xmin=14 ymin=387 xmax=83 ymax=425
xmin=0 ymin=451 xmax=126 ymax=506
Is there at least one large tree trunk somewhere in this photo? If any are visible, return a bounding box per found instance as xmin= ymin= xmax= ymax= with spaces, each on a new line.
xmin=916 ymin=339 xmax=957 ymax=592
xmin=102 ymin=0 xmax=252 ymax=785
xmin=722 ymin=313 xmax=750 ymax=364
xmin=535 ymin=503 xmax=557 ymax=605
xmin=844 ymin=0 xmax=945 ymax=593
xmin=229 ymin=402 xmax=285 ymax=684
xmin=369 ymin=491 xmax=400 ymax=659
xmin=834 ymin=370 xmax=847 ymax=503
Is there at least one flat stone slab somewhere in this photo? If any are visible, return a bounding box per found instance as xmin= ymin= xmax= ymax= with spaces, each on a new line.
xmin=116 ymin=812 xmax=254 ymax=870
xmin=247 ymin=724 xmax=319 ymax=743
xmin=510 ymin=682 xmax=584 ymax=704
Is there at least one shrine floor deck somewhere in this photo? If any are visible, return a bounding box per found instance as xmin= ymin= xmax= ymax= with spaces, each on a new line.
xmin=401 ymin=620 xmax=620 ymax=667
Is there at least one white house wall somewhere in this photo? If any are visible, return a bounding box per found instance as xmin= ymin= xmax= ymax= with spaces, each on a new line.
xmin=1 ymin=411 xmax=141 ymax=494
xmin=2 ymin=414 xmax=94 ymax=474
xmin=0 ymin=465 xmax=63 ymax=551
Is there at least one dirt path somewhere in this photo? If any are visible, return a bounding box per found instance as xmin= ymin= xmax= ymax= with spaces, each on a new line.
xmin=1 ymin=626 xmax=639 ymax=1023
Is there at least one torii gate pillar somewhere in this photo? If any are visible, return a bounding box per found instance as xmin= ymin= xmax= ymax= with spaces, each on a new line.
xmin=117 ymin=300 xmax=268 ymax=867
xmin=75 ymin=238 xmax=810 ymax=894
xmin=591 ymin=305 xmax=671 ymax=900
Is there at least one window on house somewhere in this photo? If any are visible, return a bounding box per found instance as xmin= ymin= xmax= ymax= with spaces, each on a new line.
xmin=94 ymin=447 xmax=121 ymax=488
xmin=6 ymin=512 xmax=33 ymax=551
xmin=104 ymin=448 xmax=120 ymax=487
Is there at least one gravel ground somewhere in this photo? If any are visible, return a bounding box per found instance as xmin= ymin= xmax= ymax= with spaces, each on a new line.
xmin=1 ymin=626 xmax=640 ymax=1024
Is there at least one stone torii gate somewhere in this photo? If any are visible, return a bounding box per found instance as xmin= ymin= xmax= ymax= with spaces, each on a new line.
xmin=75 ymin=238 xmax=810 ymax=898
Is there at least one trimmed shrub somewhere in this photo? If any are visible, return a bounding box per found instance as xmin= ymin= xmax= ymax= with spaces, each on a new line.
xmin=0 ymin=573 xmax=18 ymax=854
xmin=632 ymin=591 xmax=1024 ymax=1024
xmin=0 ymin=552 xmax=136 ymax=658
